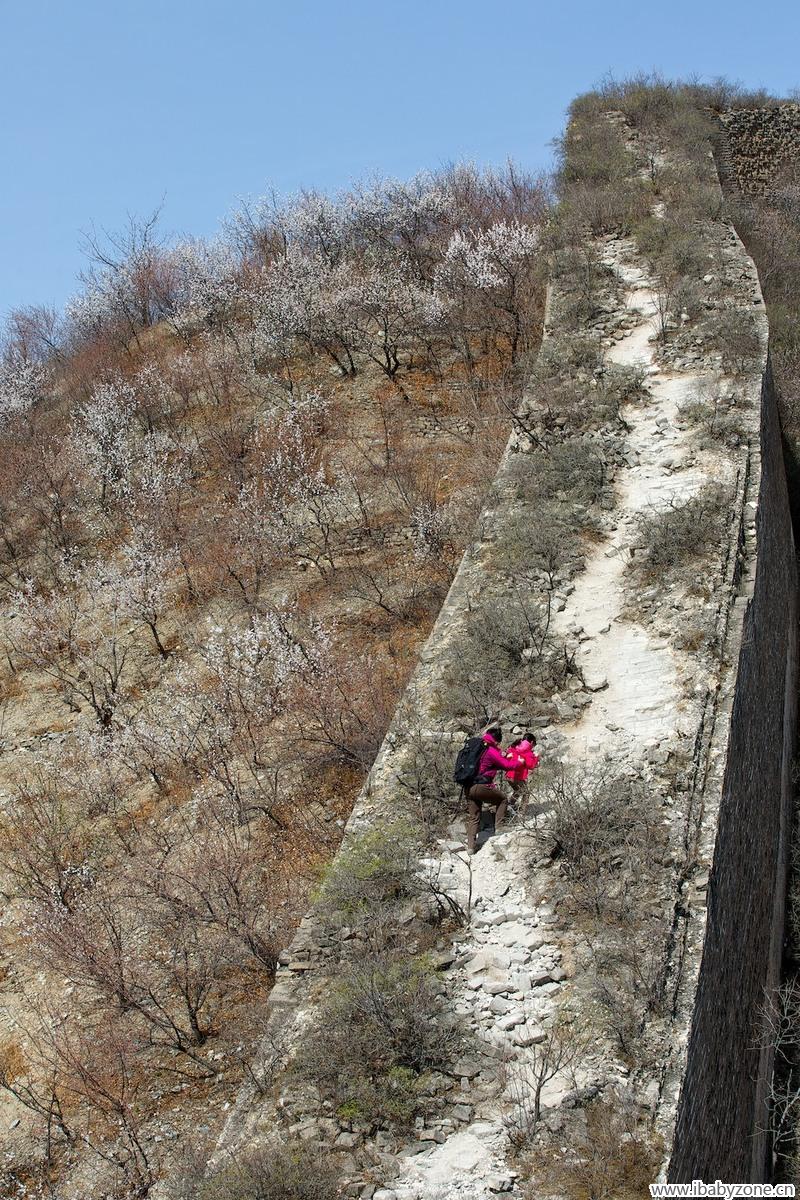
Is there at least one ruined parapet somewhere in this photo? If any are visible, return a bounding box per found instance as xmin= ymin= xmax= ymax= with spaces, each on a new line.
xmin=666 ymin=352 xmax=797 ymax=1181
xmin=209 ymin=120 xmax=797 ymax=1195
xmin=718 ymin=103 xmax=800 ymax=198
xmin=660 ymin=115 xmax=799 ymax=1184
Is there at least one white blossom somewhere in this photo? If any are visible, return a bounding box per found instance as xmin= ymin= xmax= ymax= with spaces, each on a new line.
xmin=64 ymin=273 xmax=122 ymax=337
xmin=71 ymin=377 xmax=138 ymax=500
xmin=410 ymin=500 xmax=453 ymax=561
xmin=439 ymin=219 xmax=539 ymax=290
xmin=168 ymin=237 xmax=240 ymax=331
xmin=347 ymin=260 xmax=446 ymax=329
xmin=0 ymin=357 xmax=48 ymax=423
xmin=280 ymin=191 xmax=350 ymax=264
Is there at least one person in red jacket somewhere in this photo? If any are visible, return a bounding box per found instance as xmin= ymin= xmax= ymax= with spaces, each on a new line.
xmin=507 ymin=729 xmax=540 ymax=815
xmin=465 ymin=725 xmax=517 ymax=853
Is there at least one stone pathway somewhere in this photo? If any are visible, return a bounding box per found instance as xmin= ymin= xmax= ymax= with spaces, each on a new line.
xmin=380 ymin=239 xmax=737 ymax=1200
xmin=385 ymin=830 xmax=567 ymax=1200
xmin=551 ymin=246 xmax=725 ymax=763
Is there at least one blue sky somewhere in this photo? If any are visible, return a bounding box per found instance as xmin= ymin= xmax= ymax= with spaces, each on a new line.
xmin=1 ymin=0 xmax=798 ymax=319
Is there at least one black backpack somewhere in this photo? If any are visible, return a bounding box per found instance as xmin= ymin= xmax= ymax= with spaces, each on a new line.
xmin=453 ymin=736 xmax=485 ymax=789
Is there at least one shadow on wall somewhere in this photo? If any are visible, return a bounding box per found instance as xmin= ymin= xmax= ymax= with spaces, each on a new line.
xmin=669 ymin=358 xmax=798 ymax=1182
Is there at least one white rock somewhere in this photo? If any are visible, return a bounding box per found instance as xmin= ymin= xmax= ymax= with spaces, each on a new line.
xmin=583 ymin=668 xmax=609 ymax=692
xmin=496 ymin=1012 xmax=524 ymax=1031
xmin=520 ymin=930 xmax=548 ymax=950
xmin=465 ymin=949 xmax=511 ymax=975
xmin=513 ymin=1024 xmax=547 ymax=1047
xmin=483 ymin=979 xmax=511 ymax=996
xmin=472 ymin=911 xmax=508 ymax=928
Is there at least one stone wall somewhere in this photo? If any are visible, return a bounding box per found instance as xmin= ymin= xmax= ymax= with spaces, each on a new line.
xmin=718 ymin=104 xmax=800 ymax=198
xmin=661 ymin=111 xmax=800 ymax=1184
xmin=209 ymin=124 xmax=800 ymax=1194
xmin=668 ymin=360 xmax=798 ymax=1180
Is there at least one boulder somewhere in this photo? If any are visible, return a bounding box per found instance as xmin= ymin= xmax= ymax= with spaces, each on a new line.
xmin=514 ymin=1024 xmax=547 ymax=1047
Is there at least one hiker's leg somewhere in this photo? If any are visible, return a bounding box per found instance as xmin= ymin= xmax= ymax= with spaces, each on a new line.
xmin=467 ymin=785 xmax=497 ymax=850
xmin=510 ymin=779 xmax=528 ymax=815
xmin=466 ymin=790 xmax=482 ymax=852
xmin=494 ymin=793 xmax=508 ymax=834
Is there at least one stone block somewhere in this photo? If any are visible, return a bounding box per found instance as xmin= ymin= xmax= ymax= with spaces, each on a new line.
xmin=482 ymin=978 xmax=511 ymax=995
xmin=450 ymin=1057 xmax=481 ymax=1079
xmin=496 ymin=1012 xmax=524 ymax=1031
xmin=514 ymin=1024 xmax=547 ymax=1047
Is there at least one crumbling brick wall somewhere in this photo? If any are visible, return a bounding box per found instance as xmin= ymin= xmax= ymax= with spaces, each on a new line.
xmin=719 ymin=104 xmax=800 ymax=197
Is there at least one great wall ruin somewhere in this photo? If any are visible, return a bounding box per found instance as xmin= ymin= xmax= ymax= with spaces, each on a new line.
xmin=198 ymin=107 xmax=800 ymax=1197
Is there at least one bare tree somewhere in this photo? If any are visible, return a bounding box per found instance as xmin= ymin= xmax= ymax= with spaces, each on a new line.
xmin=13 ymin=557 xmax=159 ymax=727
xmin=504 ymin=1021 xmax=587 ymax=1147
xmin=69 ymin=207 xmax=173 ymax=352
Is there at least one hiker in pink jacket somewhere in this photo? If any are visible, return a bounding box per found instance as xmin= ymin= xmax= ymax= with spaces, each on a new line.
xmin=466 ymin=725 xmax=517 ymax=854
xmin=507 ymin=729 xmax=539 ymax=814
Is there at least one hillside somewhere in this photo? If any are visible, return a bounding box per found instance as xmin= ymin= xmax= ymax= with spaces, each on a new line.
xmin=0 ymin=167 xmax=546 ymax=1198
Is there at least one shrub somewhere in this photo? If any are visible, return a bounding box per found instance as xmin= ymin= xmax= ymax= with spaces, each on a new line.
xmin=669 ymin=277 xmax=706 ymax=324
xmin=612 ymin=73 xmax=686 ymax=131
xmin=525 ymin=1096 xmax=663 ymax=1200
xmin=664 ymin=107 xmax=719 ymax=168
xmin=328 ymin=1064 xmax=426 ymax=1129
xmin=199 ymin=1144 xmax=339 ymax=1200
xmin=523 ymin=334 xmax=641 ymax=435
xmin=544 ymin=769 xmax=664 ymax=873
xmin=704 ymin=304 xmax=763 ymax=375
xmin=571 ymin=72 xmax=722 ymax=141
xmin=434 ymin=592 xmax=581 ymax=729
xmin=556 ymin=117 xmax=632 ymax=189
xmin=678 ymin=383 xmax=749 ymax=448
xmin=596 ymin=361 xmax=648 ymax=421
xmin=631 ymin=483 xmax=730 ymax=583
xmin=508 ymin=440 xmax=611 ymax=511
xmin=592 ymin=921 xmax=668 ymax=1062
xmin=549 ymin=239 xmax=612 ymax=327
xmin=394 ymin=722 xmax=464 ymax=833
xmin=634 ymin=216 xmax=711 ymax=282
xmin=560 ymin=178 xmax=651 ymax=237
xmin=540 ymin=767 xmax=668 ymax=925
xmin=658 ymin=160 xmax=721 ymax=221
xmin=496 ymin=507 xmax=583 ymax=587
xmin=539 ymin=332 xmax=604 ymax=377
xmin=316 ymin=820 xmax=425 ymax=924
xmin=504 ymin=1019 xmax=587 ymax=1148
xmin=555 ymin=109 xmax=650 ymax=235
xmin=298 ymin=951 xmax=457 ymax=1128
